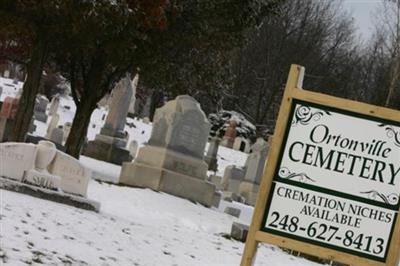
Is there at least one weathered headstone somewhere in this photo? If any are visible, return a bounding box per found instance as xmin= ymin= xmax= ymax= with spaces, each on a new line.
xmin=208 ymin=174 xmax=223 ymax=190
xmin=83 ymin=74 xmax=134 ymax=165
xmin=140 ymin=96 xmax=152 ymax=118
xmin=212 ymin=191 xmax=222 ymax=208
xmin=50 ymin=126 xmax=64 ymax=145
xmin=238 ymin=137 xmax=269 ymax=205
xmin=224 ymin=206 xmax=241 ymax=218
xmin=97 ymin=93 xmax=110 ymax=108
xmin=45 ymin=113 xmax=59 ymax=139
xmin=63 ymin=122 xmax=72 ymax=144
xmin=233 ymin=137 xmax=251 ymax=153
xmin=23 ymin=141 xmax=61 ymax=190
xmin=49 ymin=95 xmax=60 ymax=116
xmin=48 ymin=149 xmax=91 ymax=196
xmin=128 ymin=140 xmax=138 ymax=159
xmin=0 ymin=97 xmax=18 ymax=142
xmin=119 ymin=95 xmax=216 ymax=207
xmin=222 ymin=165 xmax=246 ymax=193
xmin=0 ymin=142 xmax=37 ymax=180
xmin=0 ymin=141 xmax=91 ymax=197
xmin=220 ymin=120 xmax=237 ymax=148
xmin=127 ymin=74 xmax=138 ymax=118
xmin=0 ymin=96 xmax=19 ymax=119
xmin=34 ymin=95 xmax=49 ymax=123
xmin=204 ymin=136 xmax=220 ymax=172
xmin=231 ymin=222 xmax=249 ymax=242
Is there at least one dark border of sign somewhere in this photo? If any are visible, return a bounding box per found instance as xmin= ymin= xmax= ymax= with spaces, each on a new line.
xmin=260 ymin=98 xmax=400 ymax=263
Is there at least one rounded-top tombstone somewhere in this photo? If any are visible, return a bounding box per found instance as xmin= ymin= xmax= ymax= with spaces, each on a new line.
xmin=148 ymin=95 xmax=211 ymax=159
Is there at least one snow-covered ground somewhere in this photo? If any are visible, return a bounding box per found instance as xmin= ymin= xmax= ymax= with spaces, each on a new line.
xmin=1 ymin=180 xmax=323 ymax=266
xmin=0 ymin=78 xmax=336 ymax=265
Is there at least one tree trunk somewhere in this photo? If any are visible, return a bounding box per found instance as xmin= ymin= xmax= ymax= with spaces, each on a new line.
xmin=10 ymin=37 xmax=47 ymax=142
xmin=65 ymin=97 xmax=98 ymax=159
xmin=385 ymin=59 xmax=400 ymax=108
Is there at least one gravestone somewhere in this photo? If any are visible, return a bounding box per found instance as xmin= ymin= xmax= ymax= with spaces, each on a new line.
xmin=0 ymin=96 xmax=19 ymax=119
xmin=45 ymin=113 xmax=59 ymax=139
xmin=119 ymin=95 xmax=216 ymax=207
xmin=233 ymin=137 xmax=251 ymax=153
xmin=34 ymin=95 xmax=49 ymax=123
xmin=231 ymin=222 xmax=249 ymax=242
xmin=97 ymin=93 xmax=110 ymax=108
xmin=222 ymin=165 xmax=246 ymax=194
xmin=0 ymin=142 xmax=37 ymax=180
xmin=0 ymin=141 xmax=91 ymax=197
xmin=224 ymin=206 xmax=241 ymax=218
xmin=0 ymin=97 xmax=19 ymax=142
xmin=23 ymin=141 xmax=61 ymax=190
xmin=239 ymin=137 xmax=269 ymax=205
xmin=220 ymin=120 xmax=237 ymax=148
xmin=204 ymin=137 xmax=220 ymax=172
xmin=49 ymin=95 xmax=60 ymax=116
xmin=128 ymin=140 xmax=138 ymax=159
xmin=127 ymin=74 xmax=138 ymax=118
xmin=63 ymin=122 xmax=72 ymax=144
xmin=208 ymin=174 xmax=223 ymax=190
xmin=50 ymin=126 xmax=64 ymax=145
xmin=140 ymin=96 xmax=152 ymax=118
xmin=83 ymin=74 xmax=134 ymax=165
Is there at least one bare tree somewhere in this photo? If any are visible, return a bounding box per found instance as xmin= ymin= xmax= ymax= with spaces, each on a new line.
xmin=226 ymin=0 xmax=361 ymax=132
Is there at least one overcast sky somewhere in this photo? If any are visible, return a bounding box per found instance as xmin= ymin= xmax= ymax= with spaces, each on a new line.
xmin=342 ymin=0 xmax=382 ymax=40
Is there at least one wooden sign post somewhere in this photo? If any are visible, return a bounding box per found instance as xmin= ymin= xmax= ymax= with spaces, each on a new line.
xmin=241 ymin=64 xmax=400 ymax=266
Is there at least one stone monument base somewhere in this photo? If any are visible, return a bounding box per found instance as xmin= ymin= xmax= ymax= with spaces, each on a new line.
xmin=239 ymin=181 xmax=260 ymax=206
xmin=0 ymin=176 xmax=100 ymax=212
xmin=83 ymin=137 xmax=132 ymax=166
xmin=120 ymin=162 xmax=215 ymax=207
xmin=119 ymin=146 xmax=215 ymax=207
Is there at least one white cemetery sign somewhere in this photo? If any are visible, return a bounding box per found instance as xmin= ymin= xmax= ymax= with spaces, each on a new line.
xmin=241 ymin=65 xmax=400 ymax=266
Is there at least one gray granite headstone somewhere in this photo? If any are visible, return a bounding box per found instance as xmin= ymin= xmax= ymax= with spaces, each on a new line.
xmin=34 ymin=95 xmax=49 ymax=123
xmin=100 ymin=74 xmax=134 ymax=139
xmin=83 ymin=74 xmax=134 ymax=165
xmin=205 ymin=137 xmax=220 ymax=172
xmin=244 ymin=138 xmax=269 ymax=184
xmin=127 ymin=74 xmax=138 ymax=117
xmin=63 ymin=122 xmax=72 ymax=144
xmin=35 ymin=96 xmax=49 ymax=113
xmin=46 ymin=114 xmax=59 ymax=139
xmin=49 ymin=95 xmax=60 ymax=116
xmin=119 ymin=95 xmax=216 ymax=207
xmin=148 ymin=95 xmax=210 ymax=159
xmin=50 ymin=126 xmax=64 ymax=145
xmin=128 ymin=140 xmax=138 ymax=158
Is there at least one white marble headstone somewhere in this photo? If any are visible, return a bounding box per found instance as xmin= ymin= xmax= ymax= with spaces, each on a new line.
xmin=48 ymin=151 xmax=91 ymax=197
xmin=0 ymin=143 xmax=37 ymax=181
